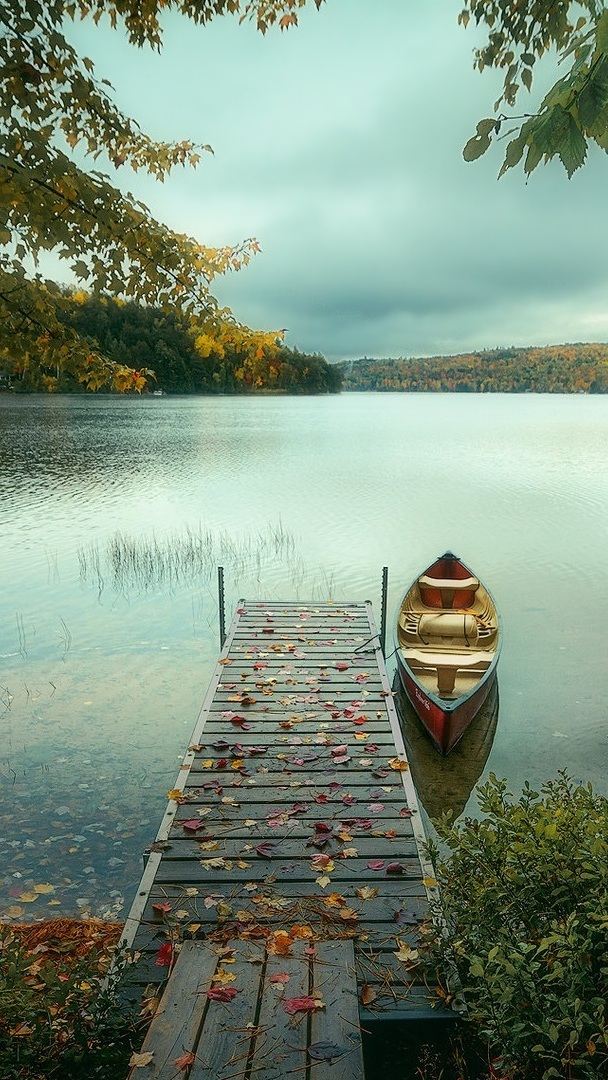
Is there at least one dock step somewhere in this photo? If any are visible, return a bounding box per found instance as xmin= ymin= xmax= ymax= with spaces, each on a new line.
xmin=128 ymin=938 xmax=364 ymax=1080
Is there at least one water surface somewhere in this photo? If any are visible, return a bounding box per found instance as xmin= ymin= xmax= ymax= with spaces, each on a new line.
xmin=1 ymin=392 xmax=607 ymax=921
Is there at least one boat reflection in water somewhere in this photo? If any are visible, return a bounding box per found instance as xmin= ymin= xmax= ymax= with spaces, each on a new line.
xmin=394 ymin=676 xmax=499 ymax=822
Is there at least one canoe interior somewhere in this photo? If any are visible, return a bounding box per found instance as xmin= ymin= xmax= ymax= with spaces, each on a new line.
xmin=396 ymin=554 xmax=500 ymax=704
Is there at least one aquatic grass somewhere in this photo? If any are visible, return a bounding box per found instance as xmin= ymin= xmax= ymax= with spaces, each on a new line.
xmin=77 ymin=521 xmax=299 ymax=596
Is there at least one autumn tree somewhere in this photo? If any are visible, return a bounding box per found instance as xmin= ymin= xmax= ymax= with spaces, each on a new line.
xmin=0 ymin=0 xmax=321 ymax=391
xmin=1 ymin=0 xmax=604 ymax=395
xmin=461 ymin=1 xmax=608 ymax=177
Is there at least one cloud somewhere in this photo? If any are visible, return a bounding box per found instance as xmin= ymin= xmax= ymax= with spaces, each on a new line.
xmin=63 ymin=1 xmax=608 ymax=359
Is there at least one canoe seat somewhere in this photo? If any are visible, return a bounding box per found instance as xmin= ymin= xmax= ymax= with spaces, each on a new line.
xmin=418 ymin=575 xmax=479 ymax=591
xmin=418 ymin=574 xmax=479 ymax=610
xmin=405 ymin=648 xmax=492 ymax=695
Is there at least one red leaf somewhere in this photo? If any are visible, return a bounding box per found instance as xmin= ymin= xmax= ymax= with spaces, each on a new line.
xmin=207 ymin=986 xmax=239 ymax=1002
xmin=269 ymin=973 xmax=290 ymax=984
xmin=181 ymin=819 xmax=207 ymax=832
xmin=283 ymin=995 xmax=324 ymax=1015
xmin=386 ymin=862 xmax=407 ymax=874
xmin=335 ymin=662 xmax=349 ymax=671
xmin=173 ymin=1050 xmax=196 ymax=1071
xmin=152 ymin=901 xmax=172 ymax=915
xmin=367 ymin=860 xmax=385 ymax=872
xmin=155 ymin=942 xmax=174 ymax=966
xmin=255 ymin=842 xmax=277 ymax=858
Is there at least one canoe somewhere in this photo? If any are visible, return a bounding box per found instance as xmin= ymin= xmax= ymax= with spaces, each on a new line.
xmin=394 ymin=552 xmax=501 ymax=754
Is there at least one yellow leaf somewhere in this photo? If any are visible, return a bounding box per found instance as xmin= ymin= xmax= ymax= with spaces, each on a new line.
xmin=129 ymin=1051 xmax=154 ymax=1068
xmin=389 ymin=757 xmax=409 ymax=771
xmin=18 ymin=892 xmax=39 ymax=903
xmin=422 ymin=877 xmax=439 ymax=888
xmin=355 ymin=886 xmax=378 ymax=900
xmin=394 ymin=943 xmax=419 ymax=964
xmin=316 ymin=875 xmax=331 ymax=888
xmin=167 ymin=789 xmax=183 ymax=801
xmin=212 ymin=967 xmax=236 ymax=984
xmin=5 ymin=905 xmax=25 ymax=918
xmin=34 ymin=883 xmax=55 ymax=894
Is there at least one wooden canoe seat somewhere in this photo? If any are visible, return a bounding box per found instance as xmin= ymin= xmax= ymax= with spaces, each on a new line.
xmin=405 ymin=649 xmax=492 ymax=695
xmin=418 ymin=575 xmax=479 ymax=592
xmin=418 ymin=574 xmax=479 ymax=610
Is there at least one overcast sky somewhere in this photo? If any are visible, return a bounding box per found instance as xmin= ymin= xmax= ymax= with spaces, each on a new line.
xmin=67 ymin=0 xmax=608 ymax=361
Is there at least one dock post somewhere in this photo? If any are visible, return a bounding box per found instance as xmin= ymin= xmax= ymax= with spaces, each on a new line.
xmin=380 ymin=565 xmax=388 ymax=656
xmin=217 ymin=566 xmax=226 ymax=649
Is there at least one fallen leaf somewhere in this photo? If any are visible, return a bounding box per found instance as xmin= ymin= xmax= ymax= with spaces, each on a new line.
xmin=394 ymin=943 xmax=420 ymax=964
xmin=386 ymin=862 xmax=407 ymax=875
xmin=129 ymin=1051 xmax=154 ymax=1068
xmin=33 ymin=883 xmax=54 ymax=894
xmin=356 ymin=886 xmax=378 ymax=900
xmin=269 ymin=973 xmax=290 ymax=985
xmin=155 ymin=943 xmax=173 ymax=967
xmin=173 ymin=1050 xmax=196 ymax=1070
xmin=283 ymin=995 xmax=325 ymax=1015
xmin=361 ymin=983 xmax=377 ymax=1006
xmin=367 ymin=860 xmax=385 ymax=871
xmin=308 ymin=1041 xmax=346 ymax=1061
xmin=389 ymin=757 xmax=409 ymax=771
xmin=206 ymin=986 xmax=239 ymax=1002
xmin=422 ymin=877 xmax=439 ymax=888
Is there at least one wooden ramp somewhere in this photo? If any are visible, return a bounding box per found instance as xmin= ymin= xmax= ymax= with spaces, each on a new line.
xmin=122 ymin=601 xmax=454 ymax=1078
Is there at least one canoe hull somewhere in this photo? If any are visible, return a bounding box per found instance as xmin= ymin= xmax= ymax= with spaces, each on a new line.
xmin=396 ymin=651 xmax=498 ymax=755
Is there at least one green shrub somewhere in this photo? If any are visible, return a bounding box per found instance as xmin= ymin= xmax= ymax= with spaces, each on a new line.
xmin=426 ymin=773 xmax=608 ymax=1079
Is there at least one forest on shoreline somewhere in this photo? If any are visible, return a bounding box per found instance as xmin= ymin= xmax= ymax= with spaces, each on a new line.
xmin=2 ymin=293 xmax=608 ymax=396
xmin=341 ymin=344 xmax=608 ymax=393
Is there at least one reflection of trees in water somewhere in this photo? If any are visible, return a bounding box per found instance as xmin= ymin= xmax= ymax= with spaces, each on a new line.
xmin=394 ymin=679 xmax=499 ymax=823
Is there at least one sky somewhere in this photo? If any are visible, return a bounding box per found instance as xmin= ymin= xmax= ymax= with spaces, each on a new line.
xmin=63 ymin=0 xmax=608 ymax=362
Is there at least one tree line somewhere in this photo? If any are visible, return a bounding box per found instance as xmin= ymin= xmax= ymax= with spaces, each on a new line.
xmin=0 ymin=292 xmax=342 ymax=395
xmin=340 ymin=344 xmax=608 ymax=394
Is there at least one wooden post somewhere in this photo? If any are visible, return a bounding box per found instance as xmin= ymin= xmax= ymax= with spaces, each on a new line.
xmin=217 ymin=566 xmax=226 ymax=649
xmin=380 ymin=565 xmax=388 ymax=656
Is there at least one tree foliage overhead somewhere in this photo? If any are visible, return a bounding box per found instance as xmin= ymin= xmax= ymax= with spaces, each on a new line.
xmin=461 ymin=1 xmax=608 ymax=177
xmin=1 ymin=0 xmax=603 ymax=395
xmin=0 ymin=0 xmax=322 ymax=390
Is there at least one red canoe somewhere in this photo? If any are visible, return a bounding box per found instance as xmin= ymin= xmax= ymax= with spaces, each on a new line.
xmin=394 ymin=552 xmax=501 ymax=755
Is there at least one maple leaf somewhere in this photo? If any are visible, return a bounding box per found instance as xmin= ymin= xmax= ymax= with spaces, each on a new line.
xmin=394 ymin=942 xmax=420 ymax=965
xmin=283 ymin=995 xmax=325 ymax=1015
xmin=129 ymin=1050 xmax=154 ymax=1067
xmin=389 ymin=757 xmax=409 ymax=771
xmin=255 ymin=842 xmax=277 ymax=859
xmin=355 ymin=886 xmax=378 ymax=900
xmin=269 ymin=972 xmax=290 ymax=985
xmin=155 ymin=942 xmax=173 ymax=966
xmin=206 ymin=986 xmax=239 ymax=1002
xmin=173 ymin=1050 xmax=196 ymax=1070
xmin=267 ymin=930 xmax=293 ymax=956
xmin=308 ymin=1040 xmax=346 ymax=1061
xmin=152 ymin=901 xmax=172 ymax=916
xmin=361 ymin=983 xmax=377 ymax=1006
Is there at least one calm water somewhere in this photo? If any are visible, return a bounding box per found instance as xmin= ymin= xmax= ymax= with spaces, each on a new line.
xmin=1 ymin=392 xmax=607 ymax=922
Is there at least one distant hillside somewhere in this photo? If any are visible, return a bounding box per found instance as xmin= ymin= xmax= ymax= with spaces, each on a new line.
xmin=340 ymin=344 xmax=608 ymax=393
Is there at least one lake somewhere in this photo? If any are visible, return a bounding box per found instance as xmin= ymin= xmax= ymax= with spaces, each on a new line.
xmin=1 ymin=391 xmax=607 ymax=922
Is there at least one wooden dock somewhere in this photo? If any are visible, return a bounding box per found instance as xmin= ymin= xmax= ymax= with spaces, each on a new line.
xmin=121 ymin=601 xmax=454 ymax=1078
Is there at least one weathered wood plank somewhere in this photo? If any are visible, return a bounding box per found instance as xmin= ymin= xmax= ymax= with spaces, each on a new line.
xmin=187 ymin=940 xmax=264 ymax=1080
xmin=126 ymin=941 xmax=217 ymax=1079
xmin=309 ymin=941 xmax=365 ymax=1079
xmin=247 ymin=943 xmax=311 ymax=1080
